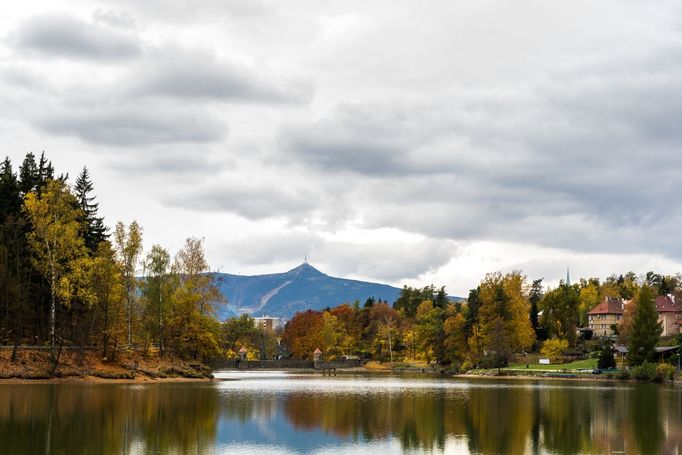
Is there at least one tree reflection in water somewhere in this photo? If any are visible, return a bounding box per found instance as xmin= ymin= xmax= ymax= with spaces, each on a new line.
xmin=0 ymin=378 xmax=680 ymax=454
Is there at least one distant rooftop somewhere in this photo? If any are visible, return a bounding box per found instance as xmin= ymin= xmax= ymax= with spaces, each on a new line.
xmin=587 ymin=297 xmax=624 ymax=315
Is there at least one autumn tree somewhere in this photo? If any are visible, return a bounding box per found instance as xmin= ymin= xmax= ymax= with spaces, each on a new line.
xmin=476 ymin=272 xmax=535 ymax=367
xmin=90 ymin=241 xmax=126 ymax=359
xmin=141 ymin=245 xmax=173 ymax=355
xmin=443 ymin=308 xmax=467 ymax=365
xmin=167 ymin=237 xmax=223 ymax=360
xmin=24 ymin=180 xmax=87 ymax=356
xmin=578 ymin=278 xmax=601 ymax=326
xmin=414 ymin=300 xmax=445 ymax=363
xmin=114 ymin=221 xmax=143 ymax=346
xmin=282 ymin=310 xmax=324 ymax=359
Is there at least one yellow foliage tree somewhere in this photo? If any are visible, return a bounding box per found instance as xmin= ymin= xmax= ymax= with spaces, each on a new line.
xmin=477 ymin=271 xmax=535 ymax=366
xmin=540 ymin=338 xmax=569 ymax=363
xmin=24 ymin=180 xmax=87 ymax=355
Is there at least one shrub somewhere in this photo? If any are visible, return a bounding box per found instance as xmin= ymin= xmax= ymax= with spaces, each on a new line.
xmin=655 ymin=363 xmax=675 ymax=383
xmin=540 ymin=338 xmax=569 ymax=363
xmin=631 ymin=362 xmax=657 ymax=381
xmin=597 ymin=344 xmax=616 ymax=369
xmin=617 ymin=370 xmax=630 ymax=380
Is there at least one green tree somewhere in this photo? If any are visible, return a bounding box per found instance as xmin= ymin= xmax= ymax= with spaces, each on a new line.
xmin=628 ymin=285 xmax=662 ymax=366
xmin=74 ymin=167 xmax=108 ymax=252
xmin=597 ymin=342 xmax=616 ymax=369
xmin=18 ymin=152 xmax=39 ymax=195
xmin=528 ymin=279 xmax=543 ymax=338
xmin=540 ymin=283 xmax=580 ymax=346
xmin=0 ymin=157 xmax=21 ymax=223
xmin=394 ymin=285 xmax=437 ymax=318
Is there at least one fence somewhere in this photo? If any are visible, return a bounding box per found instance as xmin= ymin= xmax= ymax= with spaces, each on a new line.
xmin=211 ymin=359 xmax=363 ymax=370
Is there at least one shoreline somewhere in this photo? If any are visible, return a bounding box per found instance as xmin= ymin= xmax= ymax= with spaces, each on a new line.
xmin=0 ymin=376 xmax=213 ymax=385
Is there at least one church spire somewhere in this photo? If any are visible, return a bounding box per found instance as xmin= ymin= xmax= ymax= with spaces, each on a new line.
xmin=566 ymin=267 xmax=571 ymax=286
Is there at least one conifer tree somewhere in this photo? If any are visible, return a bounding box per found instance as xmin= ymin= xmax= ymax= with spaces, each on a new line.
xmin=0 ymin=157 xmax=21 ymax=223
xmin=18 ymin=152 xmax=39 ymax=195
xmin=628 ymin=285 xmax=662 ymax=366
xmin=75 ymin=167 xmax=108 ymax=252
xmin=528 ymin=278 xmax=543 ymax=335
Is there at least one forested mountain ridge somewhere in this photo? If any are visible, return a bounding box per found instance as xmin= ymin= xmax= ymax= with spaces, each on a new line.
xmin=212 ymin=263 xmax=407 ymax=320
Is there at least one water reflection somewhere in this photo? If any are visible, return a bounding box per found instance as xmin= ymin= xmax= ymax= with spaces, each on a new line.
xmin=0 ymin=375 xmax=680 ymax=454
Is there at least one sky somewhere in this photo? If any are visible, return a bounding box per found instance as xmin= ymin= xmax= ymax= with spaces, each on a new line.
xmin=1 ymin=0 xmax=682 ymax=296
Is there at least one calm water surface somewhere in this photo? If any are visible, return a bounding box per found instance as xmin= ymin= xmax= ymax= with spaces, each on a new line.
xmin=0 ymin=371 xmax=680 ymax=454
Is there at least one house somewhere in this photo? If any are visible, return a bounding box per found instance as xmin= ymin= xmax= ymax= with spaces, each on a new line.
xmin=613 ymin=345 xmax=679 ymax=364
xmin=587 ymin=297 xmax=624 ymax=337
xmin=655 ymin=295 xmax=682 ymax=337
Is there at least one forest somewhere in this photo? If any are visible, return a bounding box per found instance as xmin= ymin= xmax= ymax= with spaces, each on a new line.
xmin=0 ymin=152 xmax=224 ymax=366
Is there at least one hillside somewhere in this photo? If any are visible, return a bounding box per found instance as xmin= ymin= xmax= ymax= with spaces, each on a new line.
xmin=211 ymin=263 xmax=404 ymax=320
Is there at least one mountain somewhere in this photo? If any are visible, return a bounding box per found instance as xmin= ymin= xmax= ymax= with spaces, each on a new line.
xmin=210 ymin=263 xmax=404 ymax=320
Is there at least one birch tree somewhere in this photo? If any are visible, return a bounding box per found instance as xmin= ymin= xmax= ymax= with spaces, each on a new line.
xmin=24 ymin=180 xmax=86 ymax=356
xmin=114 ymin=221 xmax=143 ymax=346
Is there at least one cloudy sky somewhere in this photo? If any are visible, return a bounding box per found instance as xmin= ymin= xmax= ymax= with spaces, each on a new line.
xmin=2 ymin=0 xmax=682 ymax=296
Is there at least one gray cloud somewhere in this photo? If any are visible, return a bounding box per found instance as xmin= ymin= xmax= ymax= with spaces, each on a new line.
xmin=12 ymin=13 xmax=141 ymax=60
xmin=132 ymin=47 xmax=312 ymax=103
xmin=272 ymin=44 xmax=682 ymax=260
xmin=163 ymin=180 xmax=318 ymax=220
xmin=221 ymin=231 xmax=458 ymax=282
xmin=36 ymin=105 xmax=225 ymax=146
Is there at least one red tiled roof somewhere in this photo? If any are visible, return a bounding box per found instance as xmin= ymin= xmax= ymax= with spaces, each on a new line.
xmin=587 ymin=297 xmax=624 ymax=315
xmin=656 ymin=295 xmax=682 ymax=313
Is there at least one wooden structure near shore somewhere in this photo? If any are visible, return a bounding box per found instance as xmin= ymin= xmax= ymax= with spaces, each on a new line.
xmin=211 ymin=358 xmax=362 ymax=371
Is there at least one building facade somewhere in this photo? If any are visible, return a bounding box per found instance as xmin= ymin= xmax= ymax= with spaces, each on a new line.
xmin=254 ymin=315 xmax=281 ymax=332
xmin=587 ymin=297 xmax=624 ymax=337
xmin=655 ymin=295 xmax=682 ymax=336
xmin=587 ymin=294 xmax=682 ymax=337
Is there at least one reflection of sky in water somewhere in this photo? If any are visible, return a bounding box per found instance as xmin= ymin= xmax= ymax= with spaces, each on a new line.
xmin=211 ymin=371 xmax=657 ymax=454
xmin=214 ymin=371 xmax=463 ymax=453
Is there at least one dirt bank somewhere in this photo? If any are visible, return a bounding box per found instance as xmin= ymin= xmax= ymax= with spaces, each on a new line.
xmin=0 ymin=348 xmax=213 ymax=384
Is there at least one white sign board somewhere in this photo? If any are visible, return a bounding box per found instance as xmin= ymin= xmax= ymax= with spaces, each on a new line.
xmin=539 ymin=358 xmax=551 ymax=365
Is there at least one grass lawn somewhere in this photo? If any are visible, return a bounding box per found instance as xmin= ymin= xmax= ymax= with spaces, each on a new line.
xmin=504 ymin=358 xmax=598 ymax=371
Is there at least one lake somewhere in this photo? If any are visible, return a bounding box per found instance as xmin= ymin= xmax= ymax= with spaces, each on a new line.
xmin=0 ymin=371 xmax=680 ymax=454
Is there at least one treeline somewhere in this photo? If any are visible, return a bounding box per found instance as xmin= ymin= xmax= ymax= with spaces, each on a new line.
xmin=279 ymin=274 xmax=534 ymax=369
xmin=278 ymin=271 xmax=681 ymax=369
xmin=0 ymin=153 xmax=224 ymax=365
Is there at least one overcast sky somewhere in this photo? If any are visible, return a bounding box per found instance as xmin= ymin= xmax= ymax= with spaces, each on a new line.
xmin=2 ymin=0 xmax=682 ymax=296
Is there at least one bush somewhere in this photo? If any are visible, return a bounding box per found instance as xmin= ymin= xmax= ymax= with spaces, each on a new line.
xmin=540 ymin=338 xmax=569 ymax=363
xmin=597 ymin=344 xmax=616 ymax=369
xmin=655 ymin=363 xmax=675 ymax=383
xmin=477 ymin=356 xmax=507 ymax=369
xmin=631 ymin=362 xmax=657 ymax=381
xmin=617 ymin=370 xmax=631 ymax=380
